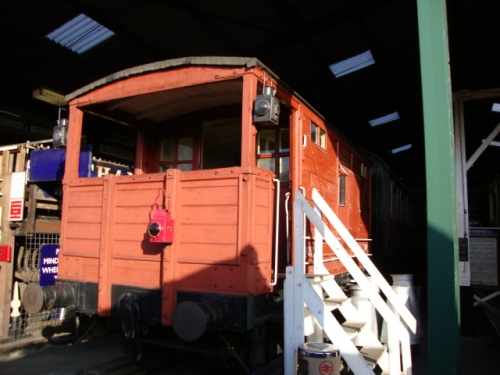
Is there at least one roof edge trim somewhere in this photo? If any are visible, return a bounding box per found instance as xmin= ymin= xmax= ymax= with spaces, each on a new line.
xmin=65 ymin=56 xmax=268 ymax=102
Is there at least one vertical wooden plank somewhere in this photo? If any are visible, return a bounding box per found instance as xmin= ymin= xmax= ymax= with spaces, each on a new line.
xmin=97 ymin=174 xmax=117 ymax=316
xmin=241 ymin=72 xmax=258 ymax=169
xmin=162 ymin=169 xmax=178 ymax=325
xmin=65 ymin=106 xmax=83 ymax=180
xmin=134 ymin=130 xmax=144 ymax=175
xmin=290 ymin=106 xmax=301 ymax=268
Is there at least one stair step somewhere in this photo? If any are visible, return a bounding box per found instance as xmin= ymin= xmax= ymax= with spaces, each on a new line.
xmin=324 ymin=296 xmax=350 ymax=311
xmin=341 ymin=320 xmax=366 ymax=339
xmin=306 ymin=274 xmax=336 ymax=284
xmin=342 ymin=320 xmax=366 ymax=330
xmin=357 ymin=345 xmax=387 ymax=365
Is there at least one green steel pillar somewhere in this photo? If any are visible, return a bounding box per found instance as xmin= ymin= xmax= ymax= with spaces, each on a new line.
xmin=417 ymin=0 xmax=460 ymax=374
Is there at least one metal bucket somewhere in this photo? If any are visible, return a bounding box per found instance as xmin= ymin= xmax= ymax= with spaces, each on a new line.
xmin=297 ymin=342 xmax=341 ymax=375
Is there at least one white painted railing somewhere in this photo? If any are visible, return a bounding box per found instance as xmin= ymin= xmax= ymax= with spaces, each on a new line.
xmin=285 ymin=188 xmax=416 ymax=375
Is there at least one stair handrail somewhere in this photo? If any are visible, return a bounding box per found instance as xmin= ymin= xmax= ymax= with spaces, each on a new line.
xmin=288 ymin=189 xmax=413 ymax=375
xmin=308 ymin=188 xmax=417 ymax=333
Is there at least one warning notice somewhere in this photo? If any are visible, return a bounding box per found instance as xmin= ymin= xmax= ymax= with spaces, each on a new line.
xmin=9 ymin=199 xmax=23 ymax=221
xmin=39 ymin=244 xmax=60 ymax=286
xmin=470 ymin=228 xmax=499 ymax=286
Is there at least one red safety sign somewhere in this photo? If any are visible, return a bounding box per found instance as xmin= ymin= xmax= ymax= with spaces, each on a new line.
xmin=9 ymin=199 xmax=23 ymax=221
xmin=0 ymin=245 xmax=11 ymax=262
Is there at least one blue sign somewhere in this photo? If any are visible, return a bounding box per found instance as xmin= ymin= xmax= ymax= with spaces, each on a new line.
xmin=29 ymin=145 xmax=133 ymax=181
xmin=29 ymin=145 xmax=92 ymax=182
xmin=90 ymin=159 xmax=133 ymax=177
xmin=39 ymin=244 xmax=59 ymax=286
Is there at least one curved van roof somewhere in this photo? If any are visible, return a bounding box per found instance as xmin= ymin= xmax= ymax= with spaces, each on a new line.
xmin=65 ymin=56 xmax=272 ymax=102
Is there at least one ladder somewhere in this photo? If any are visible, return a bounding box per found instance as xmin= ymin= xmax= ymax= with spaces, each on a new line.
xmin=284 ymin=189 xmax=417 ymax=375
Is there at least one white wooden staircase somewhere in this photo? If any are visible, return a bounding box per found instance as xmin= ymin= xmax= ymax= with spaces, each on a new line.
xmin=284 ymin=189 xmax=417 ymax=375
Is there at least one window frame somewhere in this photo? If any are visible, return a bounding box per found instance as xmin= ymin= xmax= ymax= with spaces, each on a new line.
xmin=311 ymin=122 xmax=327 ymax=150
xmin=256 ymin=125 xmax=290 ymax=181
xmin=158 ymin=136 xmax=196 ymax=172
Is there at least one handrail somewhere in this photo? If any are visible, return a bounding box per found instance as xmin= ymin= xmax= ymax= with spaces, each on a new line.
xmin=287 ymin=188 xmax=414 ymax=375
xmin=296 ymin=191 xmax=409 ymax=333
xmin=309 ymin=188 xmax=416 ymax=332
xmin=270 ymin=178 xmax=280 ymax=286
xmin=284 ymin=192 xmax=291 ymax=264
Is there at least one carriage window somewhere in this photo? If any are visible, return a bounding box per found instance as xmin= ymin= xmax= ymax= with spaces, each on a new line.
xmin=311 ymin=123 xmax=318 ymax=143
xmin=257 ymin=127 xmax=289 ymax=181
xmin=257 ymin=157 xmax=275 ymax=173
xmin=202 ymin=118 xmax=241 ymax=169
xmin=178 ymin=138 xmax=193 ymax=160
xmin=311 ymin=122 xmax=326 ymax=149
xmin=258 ymin=130 xmax=276 ymax=154
xmin=339 ymin=174 xmax=346 ymax=206
xmin=279 ymin=128 xmax=290 ymax=152
xmin=159 ymin=137 xmax=194 ymax=172
xmin=279 ymin=156 xmax=289 ymax=181
xmin=160 ymin=139 xmax=175 ymax=161
xmin=320 ymin=130 xmax=326 ymax=148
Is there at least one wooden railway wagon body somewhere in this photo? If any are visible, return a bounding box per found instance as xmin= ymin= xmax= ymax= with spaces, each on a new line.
xmin=365 ymin=151 xmax=425 ymax=277
xmin=22 ymin=57 xmax=372 ymax=371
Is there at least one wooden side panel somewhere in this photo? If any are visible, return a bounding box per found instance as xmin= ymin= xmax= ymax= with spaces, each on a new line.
xmin=61 ymin=182 xmax=104 ymax=261
xmin=57 ymin=255 xmax=99 ymax=280
xmin=109 ymin=177 xmax=165 ymax=292
xmin=112 ymin=258 xmax=162 ymax=288
xmin=300 ymin=111 xmax=340 ymax=209
xmin=58 ymin=174 xmax=165 ymax=314
xmin=178 ymin=178 xmax=240 ymax=263
xmin=60 ymin=166 xmax=275 ymax=323
xmin=112 ymin=181 xmax=167 ymax=260
xmin=298 ymin=108 xmax=372 ymax=274
xmin=160 ymin=168 xmax=275 ymax=325
xmin=252 ymin=176 xmax=274 ymax=264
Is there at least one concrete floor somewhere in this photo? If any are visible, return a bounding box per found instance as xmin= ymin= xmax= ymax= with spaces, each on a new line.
xmin=0 ymin=335 xmax=126 ymax=375
xmin=411 ymin=334 xmax=500 ymax=374
xmin=1 ymin=309 xmax=499 ymax=374
xmin=411 ymin=304 xmax=500 ymax=375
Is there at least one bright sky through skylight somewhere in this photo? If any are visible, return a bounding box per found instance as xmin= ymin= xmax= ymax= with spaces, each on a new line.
xmin=46 ymin=14 xmax=115 ymax=54
xmin=369 ymin=112 xmax=400 ymax=127
xmin=328 ymin=51 xmax=375 ymax=78
xmin=391 ymin=144 xmax=412 ymax=154
xmin=483 ymin=139 xmax=500 ymax=147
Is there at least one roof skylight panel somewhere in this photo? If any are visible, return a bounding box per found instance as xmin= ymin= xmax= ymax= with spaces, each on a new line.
xmin=369 ymin=112 xmax=400 ymax=127
xmin=328 ymin=50 xmax=375 ymax=78
xmin=46 ymin=14 xmax=115 ymax=54
xmin=391 ymin=144 xmax=412 ymax=154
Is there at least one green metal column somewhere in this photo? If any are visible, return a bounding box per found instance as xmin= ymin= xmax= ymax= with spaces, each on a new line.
xmin=417 ymin=0 xmax=460 ymax=374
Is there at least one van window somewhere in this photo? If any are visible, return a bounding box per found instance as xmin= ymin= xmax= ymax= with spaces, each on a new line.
xmin=257 ymin=126 xmax=290 ymax=181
